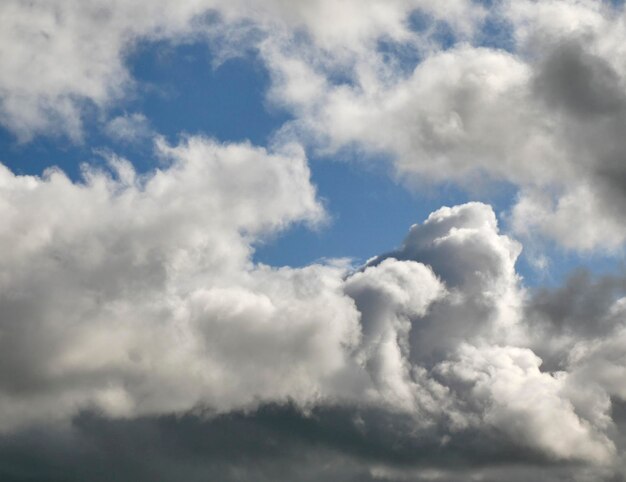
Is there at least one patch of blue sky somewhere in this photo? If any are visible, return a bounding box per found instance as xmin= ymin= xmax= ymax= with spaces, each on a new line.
xmin=126 ymin=40 xmax=288 ymax=148
xmin=255 ymin=155 xmax=471 ymax=268
xmin=407 ymin=9 xmax=457 ymax=50
xmin=376 ymin=37 xmax=423 ymax=77
xmin=254 ymin=155 xmax=530 ymax=276
xmin=0 ymin=39 xmax=288 ymax=180
xmin=517 ymin=239 xmax=626 ymax=288
xmin=0 ymin=126 xmax=90 ymax=180
xmin=476 ymin=11 xmax=516 ymax=52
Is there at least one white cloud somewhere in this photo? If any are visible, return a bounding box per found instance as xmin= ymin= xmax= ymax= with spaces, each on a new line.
xmin=4 ymin=0 xmax=626 ymax=252
xmin=104 ymin=112 xmax=152 ymax=143
xmin=0 ymin=0 xmax=484 ymax=141
xmin=0 ymin=0 xmax=174 ymax=140
xmin=437 ymin=343 xmax=615 ymax=464
xmin=254 ymin=1 xmax=626 ymax=253
xmin=0 ymin=135 xmax=337 ymax=427
xmin=370 ymin=203 xmax=526 ymax=363
xmin=0 ymin=159 xmax=621 ymax=470
xmin=345 ymin=258 xmax=446 ymax=411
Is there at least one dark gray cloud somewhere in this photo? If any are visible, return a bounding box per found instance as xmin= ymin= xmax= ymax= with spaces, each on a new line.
xmin=534 ymin=39 xmax=626 ymax=118
xmin=528 ymin=35 xmax=626 ymax=238
xmin=0 ymin=404 xmax=607 ymax=482
xmin=528 ymin=269 xmax=626 ymax=338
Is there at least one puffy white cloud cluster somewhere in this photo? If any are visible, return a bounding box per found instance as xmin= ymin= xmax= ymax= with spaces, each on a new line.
xmin=5 ymin=1 xmax=626 ymax=251
xmin=254 ymin=0 xmax=626 ymax=252
xmin=0 ymin=136 xmax=341 ymax=426
xmin=1 ymin=144 xmax=624 ymax=477
xmin=0 ymin=0 xmax=206 ymax=140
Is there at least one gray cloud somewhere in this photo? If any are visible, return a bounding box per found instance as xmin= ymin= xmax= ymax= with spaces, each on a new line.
xmin=368 ymin=203 xmax=523 ymax=366
xmin=528 ymin=270 xmax=626 ymax=338
xmin=0 ymin=404 xmax=620 ymax=482
xmin=534 ymin=38 xmax=626 ymax=118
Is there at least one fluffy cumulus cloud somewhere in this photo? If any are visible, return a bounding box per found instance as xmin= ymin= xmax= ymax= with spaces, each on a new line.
xmin=254 ymin=0 xmax=626 ymax=252
xmin=0 ymin=136 xmax=338 ymax=427
xmin=1 ymin=149 xmax=625 ymax=480
xmin=6 ymin=1 xmax=626 ymax=249
xmin=3 ymin=1 xmax=626 ymax=481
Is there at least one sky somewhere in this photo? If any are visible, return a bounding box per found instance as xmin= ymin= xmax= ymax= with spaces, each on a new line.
xmin=1 ymin=1 xmax=626 ymax=481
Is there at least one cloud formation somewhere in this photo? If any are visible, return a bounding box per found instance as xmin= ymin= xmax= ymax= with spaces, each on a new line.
xmin=0 ymin=143 xmax=625 ymax=479
xmin=5 ymin=1 xmax=626 ymax=249
xmin=0 ymin=0 xmax=482 ymax=140
xmin=256 ymin=0 xmax=626 ymax=252
xmin=2 ymin=1 xmax=626 ymax=480
xmin=0 ymin=0 xmax=626 ymax=251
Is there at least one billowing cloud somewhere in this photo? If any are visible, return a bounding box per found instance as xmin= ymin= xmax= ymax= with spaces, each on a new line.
xmin=0 ymin=136 xmax=339 ymax=428
xmin=255 ymin=1 xmax=626 ymax=252
xmin=1 ymin=144 xmax=625 ymax=479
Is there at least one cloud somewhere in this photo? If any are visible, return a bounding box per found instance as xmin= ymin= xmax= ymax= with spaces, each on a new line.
xmin=0 ymin=0 xmax=484 ymax=141
xmin=0 ymin=0 xmax=168 ymax=141
xmin=0 ymin=403 xmax=620 ymax=481
xmin=251 ymin=1 xmax=626 ymax=252
xmin=0 ymin=135 xmax=339 ymax=428
xmin=3 ymin=2 xmax=626 ymax=480
xmin=369 ymin=203 xmax=525 ymax=365
xmin=1 ymin=148 xmax=624 ymax=478
xmin=6 ymin=1 xmax=626 ymax=251
xmin=104 ymin=112 xmax=152 ymax=143
xmin=344 ymin=258 xmax=445 ymax=410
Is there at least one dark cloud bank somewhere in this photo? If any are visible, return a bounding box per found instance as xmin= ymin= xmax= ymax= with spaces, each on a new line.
xmin=4 ymin=401 xmax=621 ymax=482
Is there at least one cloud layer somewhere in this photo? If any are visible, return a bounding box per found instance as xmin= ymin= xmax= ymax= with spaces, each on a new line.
xmin=3 ymin=1 xmax=626 ymax=481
